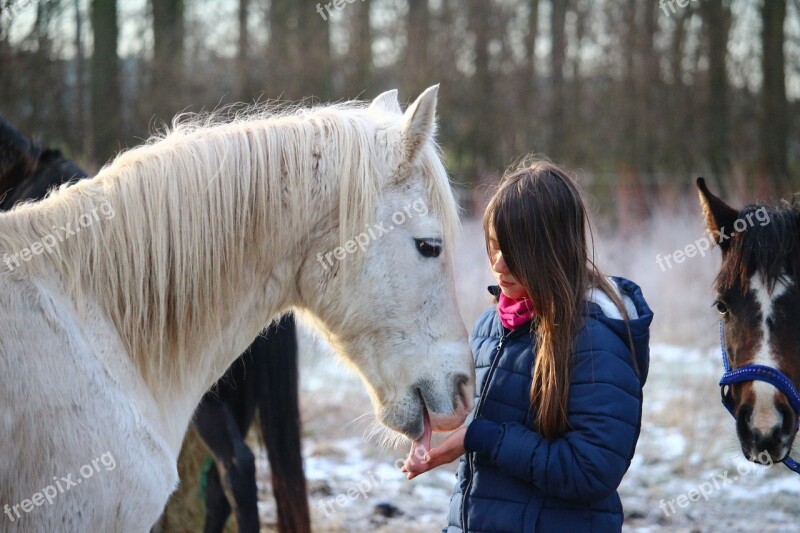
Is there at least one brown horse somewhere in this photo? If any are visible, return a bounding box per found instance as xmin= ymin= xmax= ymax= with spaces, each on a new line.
xmin=697 ymin=177 xmax=800 ymax=469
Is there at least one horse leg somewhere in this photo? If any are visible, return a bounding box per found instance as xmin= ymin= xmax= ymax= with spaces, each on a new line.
xmin=256 ymin=314 xmax=312 ymax=533
xmin=201 ymin=462 xmax=232 ymax=533
xmin=194 ymin=397 xmax=260 ymax=533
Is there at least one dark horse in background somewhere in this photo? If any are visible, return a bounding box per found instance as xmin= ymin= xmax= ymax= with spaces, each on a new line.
xmin=697 ymin=177 xmax=800 ymax=470
xmin=0 ymin=117 xmax=311 ymax=532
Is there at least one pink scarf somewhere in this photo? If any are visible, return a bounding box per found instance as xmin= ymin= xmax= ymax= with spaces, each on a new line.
xmin=497 ymin=293 xmax=536 ymax=330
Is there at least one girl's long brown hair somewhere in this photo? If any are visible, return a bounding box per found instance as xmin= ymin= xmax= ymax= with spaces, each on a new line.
xmin=483 ymin=159 xmax=635 ymax=440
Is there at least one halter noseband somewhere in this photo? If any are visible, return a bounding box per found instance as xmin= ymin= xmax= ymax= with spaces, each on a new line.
xmin=718 ymin=320 xmax=800 ymax=474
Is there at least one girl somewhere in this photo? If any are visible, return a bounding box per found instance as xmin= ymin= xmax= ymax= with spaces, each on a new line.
xmin=402 ymin=160 xmax=653 ymax=532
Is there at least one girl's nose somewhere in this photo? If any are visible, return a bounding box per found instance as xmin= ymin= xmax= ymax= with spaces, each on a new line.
xmin=492 ymin=252 xmax=510 ymax=274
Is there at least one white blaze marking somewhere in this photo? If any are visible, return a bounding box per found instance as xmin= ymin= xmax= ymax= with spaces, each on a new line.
xmin=749 ymin=276 xmax=788 ymax=434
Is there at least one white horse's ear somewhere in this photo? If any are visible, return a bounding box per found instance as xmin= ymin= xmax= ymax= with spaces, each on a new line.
xmin=369 ymin=89 xmax=401 ymax=114
xmin=400 ymin=85 xmax=439 ymax=163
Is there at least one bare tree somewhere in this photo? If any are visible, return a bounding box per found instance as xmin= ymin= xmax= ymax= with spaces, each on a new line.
xmin=237 ymin=0 xmax=252 ymax=100
xmin=549 ymin=0 xmax=567 ymax=159
xmin=91 ymin=0 xmax=122 ymax=163
xmin=267 ymin=0 xmax=294 ymax=98
xmin=347 ymin=0 xmax=372 ymax=96
xmin=402 ymin=0 xmax=430 ymax=96
xmin=468 ymin=0 xmax=496 ymax=179
xmin=74 ymin=0 xmax=87 ymax=156
xmin=701 ymin=0 xmax=732 ymax=185
xmin=568 ymin=0 xmax=589 ymax=163
xmin=639 ymin=0 xmax=659 ymax=175
xmin=760 ymin=0 xmax=790 ymax=192
xmin=0 ymin=0 xmax=792 ymax=194
xmin=522 ymin=0 xmax=540 ymax=150
xmin=151 ymin=0 xmax=184 ymax=122
xmin=616 ymin=0 xmax=652 ymax=231
xmin=294 ymin=0 xmax=331 ymax=100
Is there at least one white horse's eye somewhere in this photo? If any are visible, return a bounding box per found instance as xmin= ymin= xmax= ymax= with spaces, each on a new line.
xmin=414 ymin=238 xmax=442 ymax=258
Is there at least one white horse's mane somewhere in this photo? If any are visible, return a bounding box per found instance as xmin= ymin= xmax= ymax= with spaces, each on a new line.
xmin=0 ymin=100 xmax=459 ymax=387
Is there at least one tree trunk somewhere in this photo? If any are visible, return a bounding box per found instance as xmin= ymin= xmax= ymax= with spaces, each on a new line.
xmin=669 ymin=8 xmax=694 ymax=178
xmin=523 ymin=0 xmax=540 ymax=150
xmin=90 ymin=0 xmax=122 ymax=164
xmin=267 ymin=0 xmax=294 ymax=98
xmin=549 ymin=0 xmax=567 ymax=159
xmin=760 ymin=0 xmax=789 ymax=193
xmin=403 ymin=0 xmax=430 ymax=96
xmin=237 ymin=0 xmax=252 ymax=100
xmin=348 ymin=0 xmax=372 ymax=96
xmin=701 ymin=0 xmax=731 ymax=185
xmin=569 ymin=0 xmax=588 ymax=163
xmin=151 ymin=0 xmax=184 ymax=122
xmin=74 ymin=0 xmax=86 ymax=157
xmin=616 ymin=0 xmax=651 ymax=232
xmin=294 ymin=0 xmax=331 ymax=100
xmin=639 ymin=0 xmax=658 ymax=175
xmin=468 ymin=0 xmax=494 ymax=179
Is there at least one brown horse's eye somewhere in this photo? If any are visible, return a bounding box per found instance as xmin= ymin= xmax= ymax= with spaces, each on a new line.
xmin=715 ymin=300 xmax=729 ymax=315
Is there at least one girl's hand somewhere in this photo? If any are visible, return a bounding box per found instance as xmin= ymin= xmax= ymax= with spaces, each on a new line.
xmin=401 ymin=426 xmax=467 ymax=480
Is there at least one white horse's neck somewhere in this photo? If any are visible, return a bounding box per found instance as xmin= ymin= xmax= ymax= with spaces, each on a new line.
xmin=0 ymin=112 xmax=374 ymax=449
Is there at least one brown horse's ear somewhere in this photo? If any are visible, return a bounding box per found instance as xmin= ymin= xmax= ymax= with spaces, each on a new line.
xmin=696 ymin=177 xmax=739 ymax=254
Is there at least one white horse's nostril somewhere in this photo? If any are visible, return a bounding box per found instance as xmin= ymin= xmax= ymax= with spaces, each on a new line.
xmin=459 ymin=381 xmax=473 ymax=412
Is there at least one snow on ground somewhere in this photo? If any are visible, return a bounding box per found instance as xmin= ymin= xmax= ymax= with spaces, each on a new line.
xmin=252 ymin=210 xmax=800 ymax=532
xmin=620 ymin=343 xmax=800 ymax=532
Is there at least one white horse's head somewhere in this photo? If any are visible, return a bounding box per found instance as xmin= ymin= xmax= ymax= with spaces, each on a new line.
xmin=298 ymin=86 xmax=475 ymax=449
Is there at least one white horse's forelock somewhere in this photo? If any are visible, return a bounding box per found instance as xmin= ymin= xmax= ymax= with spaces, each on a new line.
xmin=0 ymin=98 xmax=459 ymax=391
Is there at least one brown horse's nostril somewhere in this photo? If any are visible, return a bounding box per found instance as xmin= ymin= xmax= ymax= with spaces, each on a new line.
xmin=736 ymin=402 xmax=796 ymax=461
xmin=750 ymin=428 xmax=783 ymax=457
xmin=778 ymin=403 xmax=796 ymax=434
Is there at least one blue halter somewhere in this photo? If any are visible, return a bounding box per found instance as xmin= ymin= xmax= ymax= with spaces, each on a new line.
xmin=718 ymin=320 xmax=800 ymax=474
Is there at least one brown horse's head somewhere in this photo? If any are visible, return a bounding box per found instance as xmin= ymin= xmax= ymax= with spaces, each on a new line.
xmin=698 ymin=178 xmax=800 ymax=463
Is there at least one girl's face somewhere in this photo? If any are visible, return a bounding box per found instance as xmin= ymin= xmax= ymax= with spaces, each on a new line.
xmin=487 ymin=229 xmax=528 ymax=299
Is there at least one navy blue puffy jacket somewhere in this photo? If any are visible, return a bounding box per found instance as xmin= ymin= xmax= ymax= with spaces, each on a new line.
xmin=445 ymin=277 xmax=653 ymax=533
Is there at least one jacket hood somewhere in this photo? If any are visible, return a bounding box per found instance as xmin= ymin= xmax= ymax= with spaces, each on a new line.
xmin=585 ymin=276 xmax=653 ymax=386
xmin=487 ymin=276 xmax=653 ymax=386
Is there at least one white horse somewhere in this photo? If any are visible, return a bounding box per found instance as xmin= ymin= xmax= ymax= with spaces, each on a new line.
xmin=0 ymin=86 xmax=475 ymax=531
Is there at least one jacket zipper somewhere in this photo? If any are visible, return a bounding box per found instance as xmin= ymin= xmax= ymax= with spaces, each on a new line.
xmin=460 ymin=329 xmax=509 ymax=532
